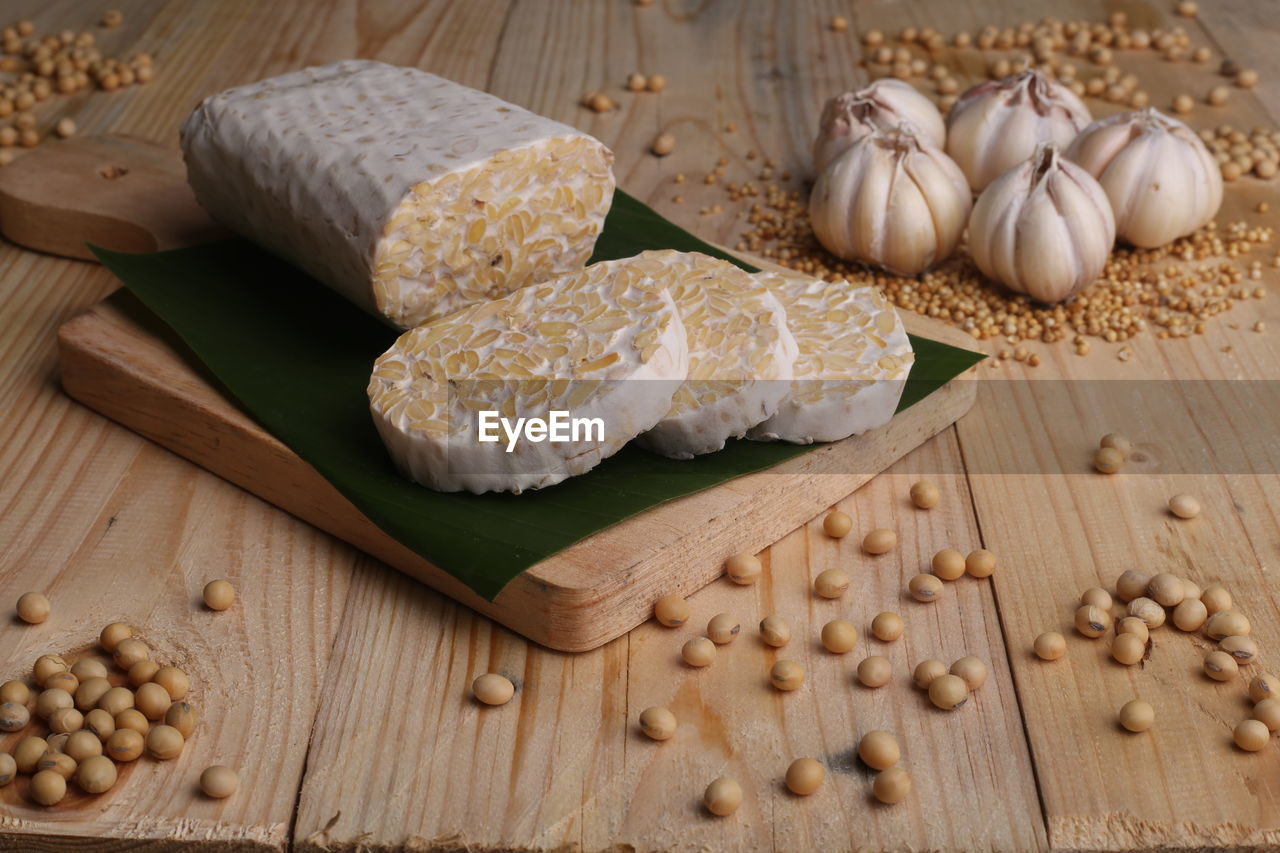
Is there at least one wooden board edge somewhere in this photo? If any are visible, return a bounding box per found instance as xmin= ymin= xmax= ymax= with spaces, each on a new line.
xmin=1047 ymin=813 xmax=1280 ymax=852
xmin=0 ymin=133 xmax=227 ymax=260
xmin=56 ymin=300 xmax=976 ymax=652
xmin=549 ymin=379 xmax=976 ymax=650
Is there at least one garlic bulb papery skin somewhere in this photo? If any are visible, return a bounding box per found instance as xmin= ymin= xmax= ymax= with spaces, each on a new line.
xmin=813 ymin=79 xmax=946 ymax=174
xmin=945 ymin=70 xmax=1091 ymax=192
xmin=810 ymin=125 xmax=972 ymax=276
xmin=1065 ymin=108 xmax=1223 ymax=248
xmin=969 ymin=143 xmax=1116 ymax=304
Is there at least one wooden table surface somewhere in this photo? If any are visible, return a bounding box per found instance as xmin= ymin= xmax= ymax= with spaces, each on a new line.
xmin=1 ymin=0 xmax=1278 ymax=850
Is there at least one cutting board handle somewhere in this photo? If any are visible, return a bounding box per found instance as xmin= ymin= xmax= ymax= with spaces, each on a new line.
xmin=0 ymin=132 xmax=225 ymax=261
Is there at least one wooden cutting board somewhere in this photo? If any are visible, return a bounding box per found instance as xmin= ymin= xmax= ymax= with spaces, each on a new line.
xmin=23 ymin=135 xmax=978 ymax=653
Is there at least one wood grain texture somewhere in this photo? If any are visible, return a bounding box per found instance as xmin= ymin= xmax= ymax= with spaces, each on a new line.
xmin=0 ymin=456 xmax=356 ymax=851
xmin=293 ymin=435 xmax=1046 ymax=853
xmin=850 ymin=2 xmax=1280 ymax=849
xmin=0 ymin=0 xmax=1277 ymax=849
xmin=0 ymin=0 xmax=488 ymax=848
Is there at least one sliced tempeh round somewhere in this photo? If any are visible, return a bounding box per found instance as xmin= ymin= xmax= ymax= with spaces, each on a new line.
xmin=181 ymin=60 xmax=615 ymax=330
xmin=748 ymin=271 xmax=913 ymax=444
xmin=633 ymin=251 xmax=798 ymax=459
xmin=368 ymin=259 xmax=689 ymax=494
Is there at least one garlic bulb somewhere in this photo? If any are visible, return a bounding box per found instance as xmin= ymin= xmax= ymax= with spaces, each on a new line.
xmin=810 ymin=125 xmax=971 ymax=276
xmin=813 ymin=80 xmax=946 ymax=174
xmin=946 ymin=70 xmax=1091 ymax=191
xmin=1066 ymin=107 xmax=1223 ymax=248
xmin=969 ymin=143 xmax=1115 ymax=304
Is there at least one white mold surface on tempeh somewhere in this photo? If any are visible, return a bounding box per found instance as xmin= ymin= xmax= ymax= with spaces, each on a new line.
xmin=181 ymin=60 xmax=615 ymax=329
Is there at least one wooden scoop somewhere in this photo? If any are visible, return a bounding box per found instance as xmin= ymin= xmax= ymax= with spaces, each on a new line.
xmin=0 ymin=133 xmax=224 ymax=260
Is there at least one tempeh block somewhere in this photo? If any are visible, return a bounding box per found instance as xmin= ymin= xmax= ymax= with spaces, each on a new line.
xmin=181 ymin=60 xmax=615 ymax=329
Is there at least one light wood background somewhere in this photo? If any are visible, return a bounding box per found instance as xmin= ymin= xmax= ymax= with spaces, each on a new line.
xmin=0 ymin=0 xmax=1277 ymax=850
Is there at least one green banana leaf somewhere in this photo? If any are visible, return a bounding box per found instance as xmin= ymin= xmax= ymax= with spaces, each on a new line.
xmin=92 ymin=190 xmax=983 ymax=600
